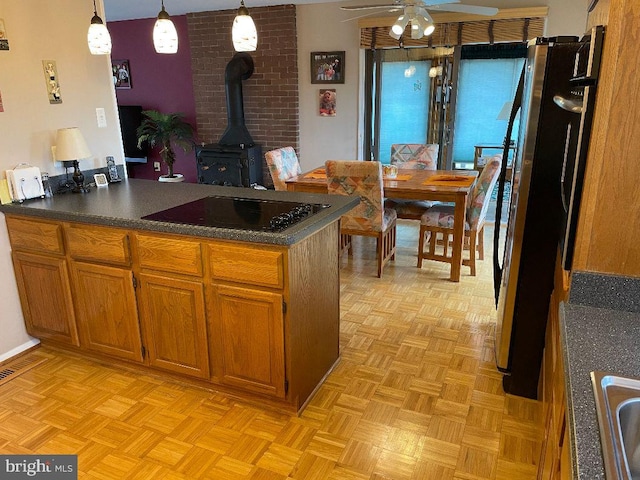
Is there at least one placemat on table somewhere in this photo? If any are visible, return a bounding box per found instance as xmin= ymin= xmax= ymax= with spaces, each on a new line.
xmin=304 ymin=171 xmax=327 ymax=179
xmin=422 ymin=174 xmax=475 ymax=187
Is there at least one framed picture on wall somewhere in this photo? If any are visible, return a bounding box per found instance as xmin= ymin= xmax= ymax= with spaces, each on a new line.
xmin=311 ymin=51 xmax=344 ymax=84
xmin=112 ymin=59 xmax=132 ymax=89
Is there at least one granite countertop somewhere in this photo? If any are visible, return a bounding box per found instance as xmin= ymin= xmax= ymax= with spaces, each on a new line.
xmin=0 ymin=178 xmax=359 ymax=246
xmin=560 ymin=272 xmax=640 ymax=480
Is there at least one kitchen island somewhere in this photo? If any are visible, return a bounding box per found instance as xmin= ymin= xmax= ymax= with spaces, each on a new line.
xmin=0 ymin=179 xmax=358 ymax=414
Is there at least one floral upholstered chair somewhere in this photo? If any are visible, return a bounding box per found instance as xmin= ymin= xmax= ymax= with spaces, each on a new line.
xmin=417 ymin=154 xmax=502 ymax=276
xmin=390 ymin=143 xmax=439 ymax=170
xmin=385 ymin=143 xmax=440 ymax=220
xmin=325 ymin=160 xmax=397 ymax=278
xmin=264 ymin=147 xmax=302 ymax=191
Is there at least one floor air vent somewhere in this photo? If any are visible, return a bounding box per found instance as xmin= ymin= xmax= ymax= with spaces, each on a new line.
xmin=0 ymin=354 xmax=48 ymax=386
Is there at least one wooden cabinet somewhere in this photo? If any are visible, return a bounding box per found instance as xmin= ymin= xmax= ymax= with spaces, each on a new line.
xmin=136 ymin=233 xmax=209 ymax=379
xmin=4 ymin=214 xmax=341 ymax=414
xmin=137 ymin=273 xmax=209 ymax=379
xmin=538 ymin=251 xmax=571 ymax=480
xmin=210 ymin=284 xmax=285 ymax=398
xmin=71 ymin=261 xmax=143 ymax=362
xmin=6 ymin=216 xmax=78 ymax=346
xmin=11 ymin=251 xmax=79 ymax=346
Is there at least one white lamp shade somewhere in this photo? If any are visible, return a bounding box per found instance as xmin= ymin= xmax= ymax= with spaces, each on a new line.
xmin=87 ymin=20 xmax=112 ymax=55
xmin=232 ymin=14 xmax=258 ymax=52
xmin=154 ymin=17 xmax=178 ymax=54
xmin=55 ymin=128 xmax=92 ymax=162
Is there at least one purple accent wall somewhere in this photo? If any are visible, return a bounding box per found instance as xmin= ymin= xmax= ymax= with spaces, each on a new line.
xmin=110 ymin=16 xmax=198 ymax=182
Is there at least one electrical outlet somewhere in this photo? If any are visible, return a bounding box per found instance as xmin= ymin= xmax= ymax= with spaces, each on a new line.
xmin=153 ymin=162 xmax=161 ymax=172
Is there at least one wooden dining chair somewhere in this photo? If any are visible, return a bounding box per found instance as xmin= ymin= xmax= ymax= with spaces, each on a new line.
xmin=385 ymin=144 xmax=440 ymax=220
xmin=417 ymin=154 xmax=502 ymax=276
xmin=264 ymin=147 xmax=302 ymax=191
xmin=325 ymin=160 xmax=397 ymax=278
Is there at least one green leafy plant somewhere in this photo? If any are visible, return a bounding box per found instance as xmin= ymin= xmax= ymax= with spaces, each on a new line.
xmin=136 ymin=110 xmax=195 ymax=178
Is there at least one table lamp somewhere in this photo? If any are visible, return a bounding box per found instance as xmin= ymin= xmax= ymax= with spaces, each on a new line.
xmin=55 ymin=127 xmax=92 ymax=193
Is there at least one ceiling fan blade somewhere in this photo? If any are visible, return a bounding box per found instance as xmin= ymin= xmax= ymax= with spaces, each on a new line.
xmin=421 ymin=0 xmax=460 ymax=6
xmin=340 ymin=4 xmax=402 ymax=10
xmin=341 ymin=9 xmax=399 ymax=21
xmin=428 ymin=4 xmax=499 ymax=15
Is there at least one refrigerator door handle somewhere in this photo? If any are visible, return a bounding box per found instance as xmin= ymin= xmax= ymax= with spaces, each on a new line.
xmin=493 ymin=65 xmax=526 ymax=306
xmin=560 ymin=123 xmax=572 ymax=212
xmin=553 ymin=94 xmax=584 ymax=113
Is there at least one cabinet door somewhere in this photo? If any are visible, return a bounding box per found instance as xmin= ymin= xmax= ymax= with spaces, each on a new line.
xmin=138 ymin=273 xmax=210 ymax=379
xmin=210 ymin=284 xmax=286 ymax=398
xmin=71 ymin=262 xmax=143 ymax=362
xmin=11 ymin=251 xmax=79 ymax=346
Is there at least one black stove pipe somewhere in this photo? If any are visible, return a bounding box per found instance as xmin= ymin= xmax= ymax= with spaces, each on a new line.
xmin=219 ymin=52 xmax=255 ymax=147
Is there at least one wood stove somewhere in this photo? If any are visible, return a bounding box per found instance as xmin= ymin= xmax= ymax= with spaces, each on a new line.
xmin=196 ymin=144 xmax=262 ymax=187
xmin=197 ymin=52 xmax=264 ymax=188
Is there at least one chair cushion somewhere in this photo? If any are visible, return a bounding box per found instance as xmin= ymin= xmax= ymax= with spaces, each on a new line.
xmin=420 ymin=205 xmax=470 ymax=231
xmin=467 ymin=154 xmax=502 ymax=229
xmin=383 ymin=208 xmax=398 ymax=231
xmin=384 ymin=198 xmax=436 ymax=218
xmin=326 ymin=160 xmax=387 ymax=233
xmin=390 ymin=144 xmax=439 ymax=170
xmin=265 ymin=147 xmax=302 ymax=191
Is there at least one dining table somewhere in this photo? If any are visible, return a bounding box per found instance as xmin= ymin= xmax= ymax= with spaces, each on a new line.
xmin=285 ymin=166 xmax=479 ymax=282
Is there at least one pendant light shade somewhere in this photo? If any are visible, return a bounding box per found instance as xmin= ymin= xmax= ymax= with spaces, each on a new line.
xmin=87 ymin=0 xmax=112 ymax=55
xmin=232 ymin=0 xmax=258 ymax=52
xmin=154 ymin=1 xmax=178 ymax=54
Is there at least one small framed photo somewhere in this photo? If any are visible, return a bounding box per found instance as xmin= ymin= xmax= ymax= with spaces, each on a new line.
xmin=311 ymin=51 xmax=344 ymax=84
xmin=94 ymin=173 xmax=108 ymax=187
xmin=319 ymin=89 xmax=336 ymax=117
xmin=112 ymin=59 xmax=132 ymax=89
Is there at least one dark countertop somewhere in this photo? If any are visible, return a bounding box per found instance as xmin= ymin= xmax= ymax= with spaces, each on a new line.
xmin=0 ymin=178 xmax=359 ymax=246
xmin=560 ymin=272 xmax=640 ymax=480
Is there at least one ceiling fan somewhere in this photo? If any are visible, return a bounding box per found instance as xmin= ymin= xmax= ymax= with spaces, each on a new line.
xmin=341 ymin=0 xmax=499 ymax=40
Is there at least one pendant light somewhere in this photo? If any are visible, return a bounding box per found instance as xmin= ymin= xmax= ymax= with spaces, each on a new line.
xmin=232 ymin=0 xmax=258 ymax=52
xmin=153 ymin=0 xmax=178 ymax=54
xmin=87 ymin=0 xmax=112 ymax=55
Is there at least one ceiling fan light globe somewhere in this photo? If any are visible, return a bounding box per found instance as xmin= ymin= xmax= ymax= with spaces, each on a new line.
xmin=424 ymin=24 xmax=435 ymax=35
xmin=391 ymin=15 xmax=408 ymax=35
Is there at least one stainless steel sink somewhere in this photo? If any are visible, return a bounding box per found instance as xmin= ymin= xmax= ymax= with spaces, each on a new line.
xmin=592 ymin=371 xmax=640 ymax=479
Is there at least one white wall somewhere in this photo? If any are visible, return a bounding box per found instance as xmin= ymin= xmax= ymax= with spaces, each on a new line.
xmin=296 ymin=0 xmax=589 ymax=170
xmin=0 ymin=0 xmax=124 ymax=359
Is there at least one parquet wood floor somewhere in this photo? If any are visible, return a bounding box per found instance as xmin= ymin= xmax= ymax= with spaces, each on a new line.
xmin=0 ymin=220 xmax=542 ymax=479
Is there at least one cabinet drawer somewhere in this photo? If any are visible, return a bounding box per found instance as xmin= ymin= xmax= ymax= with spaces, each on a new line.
xmin=136 ymin=233 xmax=203 ymax=276
xmin=65 ymin=224 xmax=131 ymax=266
xmin=6 ymin=216 xmax=64 ymax=255
xmin=208 ymin=243 xmax=284 ymax=288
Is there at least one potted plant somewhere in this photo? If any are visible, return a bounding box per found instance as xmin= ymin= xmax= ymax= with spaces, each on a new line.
xmin=136 ymin=110 xmax=195 ymax=182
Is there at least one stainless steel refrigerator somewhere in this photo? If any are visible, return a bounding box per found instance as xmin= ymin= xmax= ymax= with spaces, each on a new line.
xmin=493 ymin=29 xmax=604 ymax=399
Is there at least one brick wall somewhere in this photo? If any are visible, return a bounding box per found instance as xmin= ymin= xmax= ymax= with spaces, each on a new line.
xmin=187 ymin=5 xmax=299 ymax=186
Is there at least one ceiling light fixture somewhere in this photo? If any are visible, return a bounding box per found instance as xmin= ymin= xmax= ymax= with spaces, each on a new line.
xmin=153 ymin=0 xmax=178 ymax=54
xmin=232 ymin=0 xmax=258 ymax=52
xmin=87 ymin=0 xmax=112 ymax=55
xmin=389 ymin=6 xmax=435 ymax=41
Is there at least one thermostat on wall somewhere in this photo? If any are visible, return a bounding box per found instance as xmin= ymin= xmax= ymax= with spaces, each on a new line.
xmin=94 ymin=173 xmax=108 ymax=187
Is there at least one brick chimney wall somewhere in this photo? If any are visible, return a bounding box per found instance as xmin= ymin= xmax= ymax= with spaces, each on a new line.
xmin=187 ymin=5 xmax=299 ymax=187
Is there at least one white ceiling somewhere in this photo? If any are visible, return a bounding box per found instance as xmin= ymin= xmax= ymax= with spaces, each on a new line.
xmin=103 ymin=0 xmax=345 ymax=22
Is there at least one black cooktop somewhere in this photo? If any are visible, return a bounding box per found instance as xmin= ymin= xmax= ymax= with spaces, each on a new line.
xmin=142 ymin=196 xmax=328 ymax=232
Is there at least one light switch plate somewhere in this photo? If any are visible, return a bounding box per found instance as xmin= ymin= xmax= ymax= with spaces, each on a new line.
xmin=96 ymin=107 xmax=107 ymax=128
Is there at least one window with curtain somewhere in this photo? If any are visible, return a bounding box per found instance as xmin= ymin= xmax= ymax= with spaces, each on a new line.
xmin=451 ymin=45 xmax=525 ymax=167
xmin=378 ymin=60 xmax=431 ymax=164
